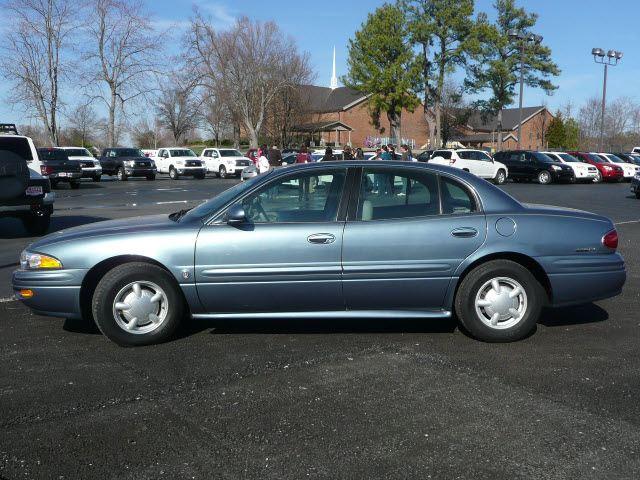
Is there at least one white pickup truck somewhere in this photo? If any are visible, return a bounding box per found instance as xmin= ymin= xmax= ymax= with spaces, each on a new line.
xmin=200 ymin=148 xmax=253 ymax=178
xmin=153 ymin=148 xmax=207 ymax=180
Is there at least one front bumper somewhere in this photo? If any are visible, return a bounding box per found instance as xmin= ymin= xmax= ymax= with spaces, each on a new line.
xmin=573 ymin=169 xmax=598 ymax=180
xmin=124 ymin=167 xmax=157 ymax=176
xmin=12 ymin=268 xmax=87 ymax=319
xmin=80 ymin=166 xmax=102 ymax=178
xmin=601 ymin=169 xmax=624 ymax=180
xmin=176 ymin=167 xmax=207 ymax=176
xmin=550 ymin=169 xmax=574 ymax=182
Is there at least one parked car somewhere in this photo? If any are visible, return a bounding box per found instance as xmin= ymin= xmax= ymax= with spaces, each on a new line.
xmin=12 ymin=161 xmax=625 ymax=346
xmin=37 ymin=148 xmax=83 ymax=189
xmin=631 ymin=147 xmax=640 ymax=154
xmin=613 ymin=153 xmax=640 ymax=166
xmin=99 ymin=148 xmax=157 ymax=181
xmin=630 ymin=172 xmax=640 ymax=198
xmin=541 ymin=151 xmax=599 ymax=182
xmin=281 ymin=153 xmax=298 ymax=165
xmin=494 ymin=150 xmax=573 ymax=184
xmin=568 ymin=151 xmax=624 ymax=183
xmin=200 ymin=148 xmax=253 ymax=178
xmin=597 ymin=153 xmax=639 ymax=181
xmin=430 ymin=149 xmax=508 ymax=184
xmin=60 ymin=147 xmax=102 ymax=182
xmin=0 ymin=124 xmax=54 ymax=234
xmin=153 ymin=148 xmax=206 ymax=180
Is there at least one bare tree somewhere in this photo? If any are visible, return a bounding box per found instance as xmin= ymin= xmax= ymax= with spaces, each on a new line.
xmin=155 ymin=80 xmax=201 ymax=144
xmin=84 ymin=0 xmax=160 ymax=146
xmin=0 ymin=0 xmax=81 ymax=146
xmin=185 ymin=14 xmax=312 ymax=148
xmin=65 ymin=102 xmax=99 ymax=146
xmin=202 ymin=89 xmax=232 ymax=147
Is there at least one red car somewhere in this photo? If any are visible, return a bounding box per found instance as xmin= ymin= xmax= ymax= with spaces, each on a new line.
xmin=245 ymin=148 xmax=259 ymax=165
xmin=568 ymin=151 xmax=624 ymax=182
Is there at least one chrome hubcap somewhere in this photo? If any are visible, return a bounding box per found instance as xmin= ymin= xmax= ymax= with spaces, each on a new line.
xmin=474 ymin=277 xmax=527 ymax=330
xmin=112 ymin=281 xmax=168 ymax=334
xmin=540 ymin=172 xmax=549 ymax=183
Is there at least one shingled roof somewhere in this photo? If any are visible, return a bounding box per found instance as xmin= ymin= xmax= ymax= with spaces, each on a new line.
xmin=300 ymin=85 xmax=367 ymax=113
xmin=464 ymin=106 xmax=547 ymax=132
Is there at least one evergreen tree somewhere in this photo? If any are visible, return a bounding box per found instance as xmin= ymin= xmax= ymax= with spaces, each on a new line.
xmin=546 ymin=113 xmax=566 ymax=149
xmin=343 ymin=3 xmax=422 ymax=146
xmin=564 ymin=118 xmax=580 ymax=150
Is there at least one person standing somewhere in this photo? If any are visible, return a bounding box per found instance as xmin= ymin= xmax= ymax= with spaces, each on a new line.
xmin=355 ymin=147 xmax=364 ymax=160
xmin=257 ymin=150 xmax=270 ymax=174
xmin=295 ymin=146 xmax=311 ymax=164
xmin=380 ymin=145 xmax=392 ymax=160
xmin=343 ymin=145 xmax=354 ymax=160
xmin=400 ymin=144 xmax=413 ymax=161
xmin=295 ymin=146 xmax=312 ymax=201
xmin=268 ymin=145 xmax=282 ymax=166
xmin=321 ymin=147 xmax=335 ymax=162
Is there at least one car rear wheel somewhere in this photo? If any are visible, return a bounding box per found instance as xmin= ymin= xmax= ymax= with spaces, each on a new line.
xmin=169 ymin=167 xmax=178 ymax=180
xmin=92 ymin=262 xmax=184 ymax=346
xmin=93 ymin=175 xmax=101 ymax=182
xmin=219 ymin=165 xmax=227 ymax=179
xmin=117 ymin=167 xmax=127 ymax=181
xmin=146 ymin=174 xmax=156 ymax=181
xmin=70 ymin=181 xmax=80 ymax=189
xmin=494 ymin=169 xmax=506 ymax=185
xmin=636 ymin=191 xmax=640 ymax=199
xmin=455 ymin=260 xmax=542 ymax=342
xmin=21 ymin=213 xmax=51 ymax=235
xmin=537 ymin=170 xmax=552 ymax=184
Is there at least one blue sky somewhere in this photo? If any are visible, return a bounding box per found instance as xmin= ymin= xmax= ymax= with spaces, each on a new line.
xmin=3 ymin=0 xmax=640 ymax=127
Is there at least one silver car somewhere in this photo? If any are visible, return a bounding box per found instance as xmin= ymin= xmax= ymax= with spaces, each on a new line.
xmin=13 ymin=161 xmax=625 ymax=346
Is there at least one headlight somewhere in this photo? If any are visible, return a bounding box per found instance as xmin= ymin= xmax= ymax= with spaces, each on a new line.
xmin=149 ymin=160 xmax=156 ymax=168
xmin=602 ymin=165 xmax=612 ymax=170
xmin=551 ymin=165 xmax=562 ymax=171
xmin=20 ymin=251 xmax=62 ymax=270
xmin=125 ymin=160 xmax=135 ymax=167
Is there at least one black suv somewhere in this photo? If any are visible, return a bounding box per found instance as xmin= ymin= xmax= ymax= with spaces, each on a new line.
xmin=0 ymin=124 xmax=54 ymax=234
xmin=493 ymin=150 xmax=574 ymax=184
xmin=37 ymin=148 xmax=83 ymax=189
xmin=99 ymin=148 xmax=157 ymax=181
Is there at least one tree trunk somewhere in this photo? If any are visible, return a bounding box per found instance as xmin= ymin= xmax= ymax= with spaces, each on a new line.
xmin=496 ymin=110 xmax=503 ymax=152
xmin=248 ymin=127 xmax=259 ymax=149
xmin=108 ymin=87 xmax=117 ymax=146
xmin=388 ymin=109 xmax=401 ymax=147
xmin=435 ymin=102 xmax=442 ymax=148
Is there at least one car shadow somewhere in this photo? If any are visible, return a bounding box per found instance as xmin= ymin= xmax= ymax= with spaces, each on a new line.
xmin=538 ymin=303 xmax=608 ymax=327
xmin=0 ymin=215 xmax=111 ymax=239
xmin=63 ymin=317 xmax=101 ymax=335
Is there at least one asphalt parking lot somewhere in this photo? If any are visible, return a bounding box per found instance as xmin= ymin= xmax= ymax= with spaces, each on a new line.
xmin=1 ymin=175 xmax=640 ymax=479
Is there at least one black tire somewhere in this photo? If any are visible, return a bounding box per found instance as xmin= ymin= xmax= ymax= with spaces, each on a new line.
xmin=146 ymin=174 xmax=156 ymax=181
xmin=70 ymin=180 xmax=81 ymax=189
xmin=219 ymin=165 xmax=227 ymax=179
xmin=92 ymin=262 xmax=184 ymax=347
xmin=22 ymin=213 xmax=51 ymax=235
xmin=594 ymin=171 xmax=602 ymax=183
xmin=195 ymin=172 xmax=206 ymax=179
xmin=454 ymin=259 xmax=543 ymax=343
xmin=50 ymin=179 xmax=59 ymax=189
xmin=93 ymin=175 xmax=101 ymax=182
xmin=537 ymin=170 xmax=552 ymax=184
xmin=117 ymin=167 xmax=127 ymax=181
xmin=169 ymin=167 xmax=178 ymax=180
xmin=635 ymin=191 xmax=640 ymax=199
xmin=494 ymin=169 xmax=506 ymax=185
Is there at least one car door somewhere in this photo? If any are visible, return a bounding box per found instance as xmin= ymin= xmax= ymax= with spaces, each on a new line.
xmin=506 ymin=152 xmax=526 ymax=179
xmin=194 ymin=167 xmax=350 ymax=313
xmin=342 ymin=166 xmax=486 ymax=310
xmin=474 ymin=151 xmax=496 ymax=178
xmin=101 ymin=149 xmax=113 ymax=173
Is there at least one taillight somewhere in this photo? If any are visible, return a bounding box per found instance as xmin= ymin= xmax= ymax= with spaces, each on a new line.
xmin=450 ymin=158 xmax=456 ymax=164
xmin=602 ymin=229 xmax=618 ymax=250
xmin=40 ymin=165 xmax=54 ymax=176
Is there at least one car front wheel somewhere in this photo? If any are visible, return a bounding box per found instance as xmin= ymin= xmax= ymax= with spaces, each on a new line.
xmin=92 ymin=262 xmax=184 ymax=346
xmin=494 ymin=169 xmax=506 ymax=185
xmin=455 ymin=259 xmax=542 ymax=342
xmin=117 ymin=167 xmax=127 ymax=181
xmin=537 ymin=170 xmax=552 ymax=184
xmin=219 ymin=165 xmax=227 ymax=179
xmin=169 ymin=167 xmax=178 ymax=180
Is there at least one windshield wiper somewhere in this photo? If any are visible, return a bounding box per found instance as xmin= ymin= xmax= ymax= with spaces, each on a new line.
xmin=169 ymin=208 xmax=191 ymax=222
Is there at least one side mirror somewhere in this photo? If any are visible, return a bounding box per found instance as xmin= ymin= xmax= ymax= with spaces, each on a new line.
xmin=227 ymin=204 xmax=246 ymax=225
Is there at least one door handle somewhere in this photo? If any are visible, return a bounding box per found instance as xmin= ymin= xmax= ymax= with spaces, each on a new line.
xmin=307 ymin=233 xmax=335 ymax=244
xmin=451 ymin=227 xmax=478 ymax=238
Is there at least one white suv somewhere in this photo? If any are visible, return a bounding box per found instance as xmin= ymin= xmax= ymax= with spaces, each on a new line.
xmin=429 ymin=149 xmax=508 ymax=184
xmin=153 ymin=148 xmax=207 ymax=180
xmin=541 ymin=151 xmax=598 ymax=182
xmin=200 ymin=148 xmax=253 ymax=178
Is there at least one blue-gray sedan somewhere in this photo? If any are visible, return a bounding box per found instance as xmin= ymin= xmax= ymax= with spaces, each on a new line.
xmin=13 ymin=161 xmax=626 ymax=346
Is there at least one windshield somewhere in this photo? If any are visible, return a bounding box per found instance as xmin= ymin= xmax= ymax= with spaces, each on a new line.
xmin=179 ymin=174 xmax=264 ymax=222
xmin=587 ymin=153 xmax=605 ymax=163
xmin=219 ymin=149 xmax=243 ymax=157
xmin=607 ymin=154 xmax=625 ymax=164
xmin=557 ymin=153 xmax=580 ymax=163
xmin=116 ymin=149 xmax=144 ymax=157
xmin=65 ymin=148 xmax=92 ymax=157
xmin=170 ymin=149 xmax=197 ymax=157
xmin=531 ymin=152 xmax=555 ymax=163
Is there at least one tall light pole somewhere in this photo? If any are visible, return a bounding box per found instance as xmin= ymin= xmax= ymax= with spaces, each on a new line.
xmin=509 ymin=30 xmax=543 ymax=150
xmin=592 ymin=48 xmax=622 ymax=152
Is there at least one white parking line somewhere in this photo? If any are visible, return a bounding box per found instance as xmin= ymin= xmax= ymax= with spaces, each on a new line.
xmin=0 ymin=297 xmax=16 ymax=303
xmin=155 ymin=200 xmax=189 ymax=205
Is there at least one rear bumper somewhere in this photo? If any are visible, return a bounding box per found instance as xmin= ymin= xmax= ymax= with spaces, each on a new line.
xmin=537 ymin=253 xmax=626 ymax=307
xmin=48 ymin=172 xmax=82 ymax=181
xmin=0 ymin=192 xmax=55 ymax=217
xmin=551 ymin=170 xmax=575 ymax=182
xmin=12 ymin=268 xmax=87 ymax=319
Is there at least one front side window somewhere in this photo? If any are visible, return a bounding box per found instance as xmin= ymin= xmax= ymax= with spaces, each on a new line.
xmin=65 ymin=148 xmax=92 ymax=157
xmin=475 ymin=151 xmax=493 ymax=162
xmin=241 ymin=170 xmax=346 ymax=223
xmin=356 ymin=168 xmax=440 ymax=221
xmin=219 ymin=149 xmax=243 ymax=157
xmin=170 ymin=149 xmax=197 ymax=157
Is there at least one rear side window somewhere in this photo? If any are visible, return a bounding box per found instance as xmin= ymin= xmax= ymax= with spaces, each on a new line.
xmin=38 ymin=149 xmax=68 ymax=161
xmin=458 ymin=151 xmax=474 ymax=160
xmin=434 ymin=150 xmax=452 ymax=159
xmin=0 ymin=137 xmax=33 ymax=161
xmin=440 ymin=176 xmax=477 ymax=215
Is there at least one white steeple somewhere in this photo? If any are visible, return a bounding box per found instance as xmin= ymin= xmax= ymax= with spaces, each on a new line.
xmin=330 ymin=46 xmax=338 ymax=90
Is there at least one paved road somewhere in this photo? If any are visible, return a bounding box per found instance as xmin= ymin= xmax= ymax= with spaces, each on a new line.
xmin=1 ymin=176 xmax=640 ymax=479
